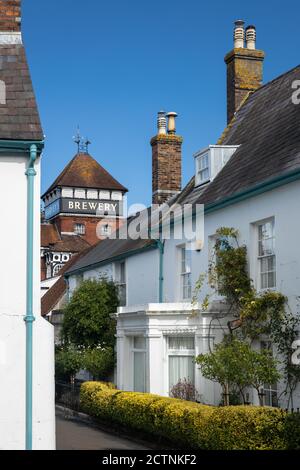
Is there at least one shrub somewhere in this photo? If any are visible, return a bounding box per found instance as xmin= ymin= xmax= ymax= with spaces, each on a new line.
xmin=80 ymin=382 xmax=296 ymax=450
xmin=284 ymin=412 xmax=300 ymax=450
xmin=55 ymin=346 xmax=83 ymax=382
xmin=170 ymin=379 xmax=200 ymax=402
xmin=83 ymin=347 xmax=115 ymax=380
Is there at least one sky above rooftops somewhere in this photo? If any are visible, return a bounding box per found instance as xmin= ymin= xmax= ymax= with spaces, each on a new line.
xmin=24 ymin=0 xmax=300 ymax=209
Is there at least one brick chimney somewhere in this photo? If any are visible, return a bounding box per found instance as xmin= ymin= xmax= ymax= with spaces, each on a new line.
xmin=151 ymin=111 xmax=183 ymax=205
xmin=225 ymin=20 xmax=264 ymax=124
xmin=0 ymin=0 xmax=21 ymax=32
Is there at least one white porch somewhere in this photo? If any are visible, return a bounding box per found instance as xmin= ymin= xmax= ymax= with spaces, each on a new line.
xmin=115 ymin=303 xmax=225 ymax=405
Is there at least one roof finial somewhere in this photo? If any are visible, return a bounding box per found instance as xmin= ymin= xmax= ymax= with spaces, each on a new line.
xmin=73 ymin=127 xmax=91 ymax=154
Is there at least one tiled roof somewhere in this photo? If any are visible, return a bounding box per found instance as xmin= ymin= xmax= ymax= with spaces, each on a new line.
xmin=43 ymin=153 xmax=128 ymax=197
xmin=65 ymin=234 xmax=156 ymax=276
xmin=41 ymin=249 xmax=91 ymax=316
xmin=199 ymin=65 xmax=300 ymax=206
xmin=41 ymin=223 xmax=91 ymax=252
xmin=0 ymin=43 xmax=43 ymax=140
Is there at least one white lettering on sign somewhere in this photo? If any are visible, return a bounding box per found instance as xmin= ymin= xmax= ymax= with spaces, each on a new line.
xmin=64 ymin=199 xmax=119 ymax=214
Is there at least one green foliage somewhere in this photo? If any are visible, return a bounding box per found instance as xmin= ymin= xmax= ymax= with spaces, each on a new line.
xmin=194 ymin=226 xmax=300 ymax=406
xmin=62 ymin=279 xmax=119 ymax=348
xmin=80 ymin=381 xmax=294 ymax=450
xmin=55 ymin=346 xmax=83 ymax=382
xmin=284 ymin=413 xmax=300 ymax=450
xmin=211 ymin=228 xmax=252 ymax=305
xmin=196 ymin=338 xmax=280 ymax=405
xmin=83 ymin=347 xmax=115 ymax=380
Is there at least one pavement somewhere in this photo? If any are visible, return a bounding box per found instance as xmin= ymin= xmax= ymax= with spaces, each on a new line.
xmin=56 ymin=415 xmax=150 ymax=450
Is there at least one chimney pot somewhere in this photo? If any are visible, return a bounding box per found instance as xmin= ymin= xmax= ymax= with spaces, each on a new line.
xmin=234 ymin=20 xmax=245 ymax=49
xmin=246 ymin=25 xmax=256 ymax=50
xmin=157 ymin=111 xmax=167 ymax=135
xmin=166 ymin=112 xmax=178 ymax=135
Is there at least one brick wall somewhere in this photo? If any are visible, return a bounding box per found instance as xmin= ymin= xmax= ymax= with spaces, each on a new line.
xmin=0 ymin=0 xmax=21 ymax=32
xmin=225 ymin=48 xmax=265 ymax=124
xmin=54 ymin=215 xmax=123 ymax=245
xmin=151 ymin=134 xmax=183 ymax=205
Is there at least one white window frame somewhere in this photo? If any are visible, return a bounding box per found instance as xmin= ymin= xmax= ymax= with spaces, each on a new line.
xmin=132 ymin=336 xmax=147 ymax=393
xmin=100 ymin=190 xmax=110 ymax=200
xmin=87 ymin=190 xmax=98 ymax=200
xmin=257 ymin=218 xmax=276 ymax=291
xmin=115 ymin=261 xmax=127 ymax=306
xmin=100 ymin=224 xmax=112 ymax=237
xmin=74 ymin=189 xmax=86 ymax=199
xmin=195 ymin=151 xmax=210 ymax=186
xmin=261 ymin=341 xmax=278 ymax=407
xmin=62 ymin=187 xmax=74 ymax=198
xmin=180 ymin=246 xmax=192 ymax=300
xmin=74 ymin=223 xmax=86 ymax=236
xmin=111 ymin=191 xmax=122 ymax=201
xmin=166 ymin=335 xmax=196 ymax=395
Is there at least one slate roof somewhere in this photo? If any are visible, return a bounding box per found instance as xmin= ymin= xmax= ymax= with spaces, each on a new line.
xmin=65 ymin=65 xmax=300 ymax=276
xmin=41 ymin=249 xmax=91 ymax=316
xmin=65 ymin=234 xmax=156 ymax=276
xmin=0 ymin=43 xmax=43 ymax=140
xmin=43 ymin=153 xmax=128 ymax=198
xmin=199 ymin=65 xmax=300 ymax=206
xmin=41 ymin=223 xmax=90 ymax=253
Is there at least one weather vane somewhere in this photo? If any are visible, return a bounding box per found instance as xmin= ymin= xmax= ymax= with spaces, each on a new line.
xmin=73 ymin=127 xmax=91 ymax=154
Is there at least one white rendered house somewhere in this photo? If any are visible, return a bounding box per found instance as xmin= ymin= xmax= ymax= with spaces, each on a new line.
xmin=0 ymin=2 xmax=55 ymax=450
xmin=65 ymin=24 xmax=300 ymax=408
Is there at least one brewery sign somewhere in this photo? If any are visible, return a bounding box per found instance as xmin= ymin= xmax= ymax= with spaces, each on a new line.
xmin=45 ymin=198 xmax=123 ymax=220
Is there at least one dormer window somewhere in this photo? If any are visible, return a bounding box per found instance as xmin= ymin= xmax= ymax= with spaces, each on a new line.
xmin=194 ymin=145 xmax=239 ymax=187
xmin=196 ymin=152 xmax=210 ymax=185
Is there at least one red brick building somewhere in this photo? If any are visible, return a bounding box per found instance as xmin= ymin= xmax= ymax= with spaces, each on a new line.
xmin=41 ymin=149 xmax=127 ymax=282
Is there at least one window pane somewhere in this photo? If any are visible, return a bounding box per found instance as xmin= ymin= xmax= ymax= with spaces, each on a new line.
xmin=261 ymin=272 xmax=268 ymax=289
xmin=168 ymin=337 xmax=195 ymax=350
xmin=268 ymin=272 xmax=276 ymax=288
xmin=134 ymin=337 xmax=146 ymax=350
xmin=259 ymin=222 xmax=273 ymax=240
xmin=134 ymin=352 xmax=146 ymax=392
xmin=259 ymin=238 xmax=274 ymax=256
xmin=169 ymin=356 xmax=195 ymax=391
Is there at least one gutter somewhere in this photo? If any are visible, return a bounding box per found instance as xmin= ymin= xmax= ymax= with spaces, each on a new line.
xmin=204 ymin=167 xmax=300 ymax=214
xmin=156 ymin=239 xmax=165 ymax=303
xmin=64 ymin=242 xmax=157 ymax=278
xmin=24 ymin=144 xmax=38 ymax=450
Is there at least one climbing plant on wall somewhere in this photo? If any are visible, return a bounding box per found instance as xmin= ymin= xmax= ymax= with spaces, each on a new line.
xmin=194 ymin=227 xmax=300 ymax=407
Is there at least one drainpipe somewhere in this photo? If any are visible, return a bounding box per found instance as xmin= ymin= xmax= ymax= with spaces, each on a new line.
xmin=24 ymin=144 xmax=38 ymax=450
xmin=157 ymin=239 xmax=165 ymax=303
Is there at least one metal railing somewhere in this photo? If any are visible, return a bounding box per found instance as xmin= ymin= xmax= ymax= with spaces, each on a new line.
xmin=55 ymin=381 xmax=81 ymax=412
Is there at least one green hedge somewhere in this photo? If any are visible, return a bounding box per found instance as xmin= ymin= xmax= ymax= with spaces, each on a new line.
xmin=80 ymin=382 xmax=295 ymax=450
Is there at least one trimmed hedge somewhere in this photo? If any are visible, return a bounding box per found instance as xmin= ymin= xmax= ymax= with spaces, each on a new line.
xmin=80 ymin=382 xmax=293 ymax=450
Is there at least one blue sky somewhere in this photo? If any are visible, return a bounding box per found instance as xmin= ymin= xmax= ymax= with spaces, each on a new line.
xmin=24 ymin=0 xmax=300 ymax=207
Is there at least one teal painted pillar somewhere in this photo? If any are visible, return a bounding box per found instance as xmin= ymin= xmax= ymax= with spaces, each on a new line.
xmin=24 ymin=144 xmax=38 ymax=450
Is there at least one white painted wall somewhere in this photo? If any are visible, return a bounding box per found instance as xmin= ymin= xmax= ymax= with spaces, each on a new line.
xmin=68 ymin=248 xmax=159 ymax=306
xmin=163 ymin=180 xmax=300 ymax=313
xmin=0 ymin=154 xmax=55 ymax=450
